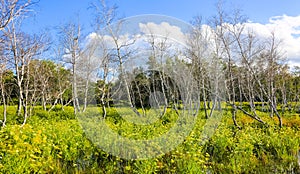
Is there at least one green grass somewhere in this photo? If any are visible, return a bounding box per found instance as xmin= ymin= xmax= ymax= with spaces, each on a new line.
xmin=0 ymin=105 xmax=299 ymax=173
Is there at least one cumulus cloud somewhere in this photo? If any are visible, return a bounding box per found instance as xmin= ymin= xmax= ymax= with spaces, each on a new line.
xmin=85 ymin=15 xmax=300 ymax=67
xmin=139 ymin=22 xmax=187 ymax=46
xmin=137 ymin=16 xmax=300 ymax=66
xmin=245 ymin=15 xmax=300 ymax=65
xmin=86 ymin=22 xmax=192 ymax=59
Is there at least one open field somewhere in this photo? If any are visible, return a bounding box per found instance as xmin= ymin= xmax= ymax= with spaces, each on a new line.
xmin=0 ymin=105 xmax=300 ymax=173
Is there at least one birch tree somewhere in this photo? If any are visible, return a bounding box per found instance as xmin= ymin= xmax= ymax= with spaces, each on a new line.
xmin=0 ymin=53 xmax=7 ymax=127
xmin=92 ymin=0 xmax=139 ymax=115
xmin=58 ymin=22 xmax=82 ymax=114
xmin=5 ymin=26 xmax=46 ymax=126
xmin=78 ymin=37 xmax=99 ymax=112
xmin=0 ymin=0 xmax=36 ymax=126
xmin=0 ymin=0 xmax=33 ymax=31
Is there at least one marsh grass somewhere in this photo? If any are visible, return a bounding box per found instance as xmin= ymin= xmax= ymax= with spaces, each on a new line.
xmin=0 ymin=104 xmax=299 ymax=173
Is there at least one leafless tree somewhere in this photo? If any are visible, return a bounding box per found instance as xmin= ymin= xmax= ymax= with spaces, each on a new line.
xmin=96 ymin=37 xmax=113 ymax=118
xmin=258 ymin=32 xmax=284 ymax=127
xmin=0 ymin=0 xmax=34 ymax=31
xmin=210 ymin=3 xmax=241 ymax=127
xmin=4 ymin=23 xmax=46 ymax=126
xmin=0 ymin=53 xmax=7 ymax=127
xmin=0 ymin=0 xmax=37 ymax=126
xmin=208 ymin=3 xmax=283 ymax=127
xmin=144 ymin=30 xmax=172 ymax=117
xmin=58 ymin=22 xmax=82 ymax=114
xmin=92 ymin=0 xmax=140 ymax=116
xmin=187 ymin=16 xmax=224 ymax=119
xmin=78 ymin=36 xmax=99 ymax=112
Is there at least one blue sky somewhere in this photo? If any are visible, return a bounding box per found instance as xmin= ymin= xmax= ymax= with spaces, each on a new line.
xmin=22 ymin=0 xmax=300 ymax=65
xmin=24 ymin=0 xmax=300 ymax=33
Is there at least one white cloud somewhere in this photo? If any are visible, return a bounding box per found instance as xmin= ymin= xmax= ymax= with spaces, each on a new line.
xmin=139 ymin=22 xmax=187 ymax=46
xmin=85 ymin=22 xmax=193 ymax=63
xmin=85 ymin=15 xmax=300 ymax=68
xmin=245 ymin=15 xmax=300 ymax=65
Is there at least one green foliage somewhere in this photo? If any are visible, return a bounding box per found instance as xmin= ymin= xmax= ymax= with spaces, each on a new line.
xmin=33 ymin=106 xmax=75 ymax=120
xmin=204 ymin=115 xmax=300 ymax=173
xmin=0 ymin=119 xmax=94 ymax=173
xmin=0 ymin=105 xmax=300 ymax=173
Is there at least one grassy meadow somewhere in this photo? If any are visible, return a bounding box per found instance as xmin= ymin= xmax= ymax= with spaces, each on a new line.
xmin=0 ymin=104 xmax=300 ymax=173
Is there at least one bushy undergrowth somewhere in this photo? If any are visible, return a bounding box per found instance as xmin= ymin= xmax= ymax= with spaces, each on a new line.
xmin=0 ymin=105 xmax=299 ymax=173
